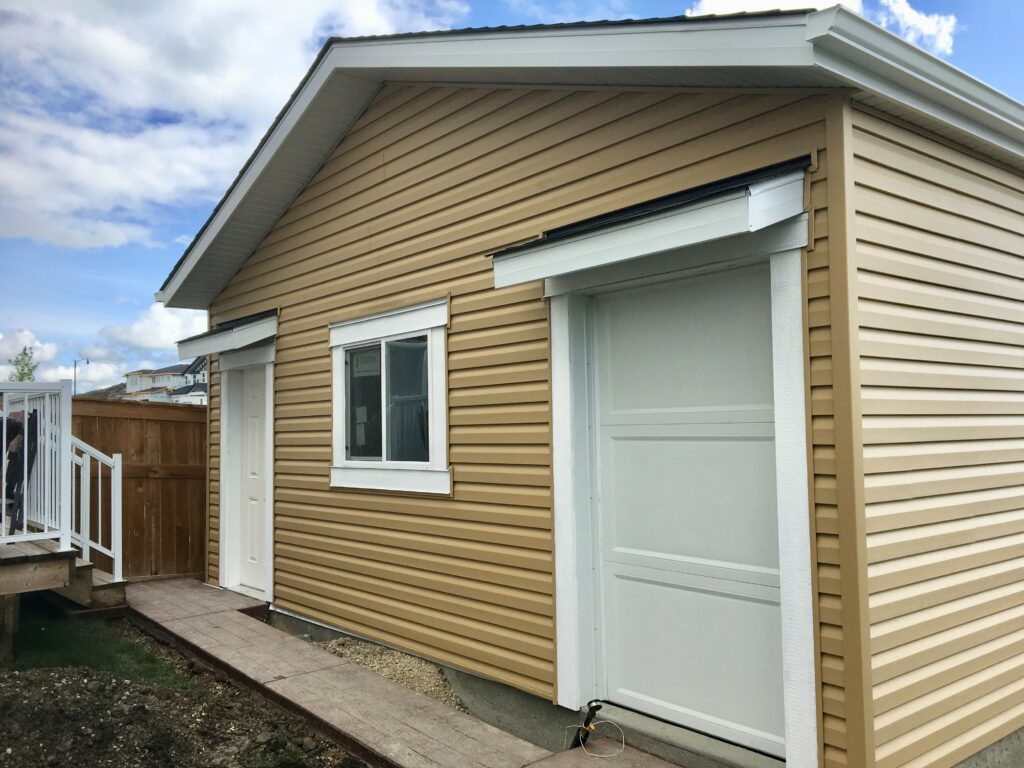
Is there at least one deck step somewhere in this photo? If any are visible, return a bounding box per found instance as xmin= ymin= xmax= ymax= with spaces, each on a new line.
xmin=52 ymin=560 xmax=124 ymax=608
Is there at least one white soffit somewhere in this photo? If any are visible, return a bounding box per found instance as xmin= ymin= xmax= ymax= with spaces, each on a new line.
xmin=157 ymin=7 xmax=1024 ymax=310
xmin=178 ymin=314 xmax=278 ymax=359
xmin=492 ymin=171 xmax=804 ymax=289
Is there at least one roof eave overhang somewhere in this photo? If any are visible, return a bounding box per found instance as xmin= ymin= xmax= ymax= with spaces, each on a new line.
xmin=807 ymin=6 xmax=1024 ymax=164
xmin=157 ymin=8 xmax=1024 ymax=310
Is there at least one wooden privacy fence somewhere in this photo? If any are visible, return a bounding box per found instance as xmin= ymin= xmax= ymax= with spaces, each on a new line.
xmin=72 ymin=397 xmax=206 ymax=579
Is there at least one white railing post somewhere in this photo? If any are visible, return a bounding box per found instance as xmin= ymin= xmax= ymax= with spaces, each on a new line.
xmin=58 ymin=380 xmax=72 ymax=551
xmin=79 ymin=453 xmax=91 ymax=564
xmin=111 ymin=453 xmax=123 ymax=583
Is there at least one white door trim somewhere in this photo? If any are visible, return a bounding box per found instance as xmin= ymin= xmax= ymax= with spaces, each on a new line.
xmin=771 ymin=248 xmax=816 ymax=766
xmin=219 ymin=344 xmax=275 ymax=602
xmin=550 ymin=228 xmax=816 ymax=766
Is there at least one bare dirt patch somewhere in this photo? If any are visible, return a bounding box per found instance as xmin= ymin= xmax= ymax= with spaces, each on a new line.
xmin=0 ymin=604 xmax=367 ymax=768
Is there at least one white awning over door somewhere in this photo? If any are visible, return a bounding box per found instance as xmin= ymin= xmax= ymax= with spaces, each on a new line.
xmin=491 ymin=170 xmax=806 ymax=289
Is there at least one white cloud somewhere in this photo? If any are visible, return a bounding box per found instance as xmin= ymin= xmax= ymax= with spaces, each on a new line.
xmin=40 ymin=361 xmax=124 ymax=388
xmin=683 ymin=1 xmax=956 ymax=58
xmin=0 ymin=320 xmax=189 ymax=390
xmin=874 ymin=0 xmax=956 ymax=56
xmin=79 ymin=344 xmax=120 ymax=362
xmin=503 ymin=0 xmax=632 ymax=24
xmin=0 ymin=1 xmax=471 ymax=250
xmin=685 ymin=0 xmax=863 ymax=15
xmin=101 ymin=303 xmax=207 ymax=351
xmin=0 ymin=327 xmax=60 ymax=364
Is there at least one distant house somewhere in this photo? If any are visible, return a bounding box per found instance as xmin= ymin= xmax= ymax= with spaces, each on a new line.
xmin=122 ymin=359 xmax=207 ymax=404
xmin=170 ymin=356 xmax=208 ymax=405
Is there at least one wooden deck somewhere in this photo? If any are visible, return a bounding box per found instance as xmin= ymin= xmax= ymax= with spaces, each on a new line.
xmin=0 ymin=540 xmax=74 ymax=597
xmin=0 ymin=540 xmax=76 ymax=665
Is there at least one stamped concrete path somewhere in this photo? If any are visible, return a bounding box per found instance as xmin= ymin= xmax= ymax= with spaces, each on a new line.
xmin=127 ymin=578 xmax=676 ymax=768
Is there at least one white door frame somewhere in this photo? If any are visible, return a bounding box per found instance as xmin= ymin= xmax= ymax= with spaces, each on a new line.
xmin=219 ymin=342 xmax=275 ymax=602
xmin=549 ymin=224 xmax=816 ymax=765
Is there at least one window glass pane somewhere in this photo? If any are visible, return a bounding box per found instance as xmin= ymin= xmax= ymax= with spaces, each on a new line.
xmin=386 ymin=335 xmax=429 ymax=462
xmin=346 ymin=345 xmax=382 ymax=460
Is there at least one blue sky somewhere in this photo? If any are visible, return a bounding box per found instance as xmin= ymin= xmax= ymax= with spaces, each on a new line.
xmin=0 ymin=0 xmax=1021 ymax=389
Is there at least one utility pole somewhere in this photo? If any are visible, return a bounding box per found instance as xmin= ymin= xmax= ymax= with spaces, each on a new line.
xmin=73 ymin=357 xmax=89 ymax=395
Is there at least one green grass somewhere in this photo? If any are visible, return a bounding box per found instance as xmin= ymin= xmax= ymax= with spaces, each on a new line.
xmin=12 ymin=596 xmax=195 ymax=689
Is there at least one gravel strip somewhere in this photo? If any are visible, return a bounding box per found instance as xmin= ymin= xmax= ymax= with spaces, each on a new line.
xmin=318 ymin=636 xmax=467 ymax=712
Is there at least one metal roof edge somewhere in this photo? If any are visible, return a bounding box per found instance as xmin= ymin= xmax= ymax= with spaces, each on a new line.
xmin=807 ymin=6 xmax=1024 ymax=154
xmin=157 ymin=6 xmax=1024 ymax=309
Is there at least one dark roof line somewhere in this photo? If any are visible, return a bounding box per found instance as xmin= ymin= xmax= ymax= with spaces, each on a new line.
xmin=176 ymin=308 xmax=278 ymax=346
xmin=172 ymin=383 xmax=208 ymax=396
xmin=183 ymin=356 xmax=208 ymax=375
xmin=491 ymin=155 xmax=812 ymax=260
xmin=158 ymin=9 xmax=811 ymax=293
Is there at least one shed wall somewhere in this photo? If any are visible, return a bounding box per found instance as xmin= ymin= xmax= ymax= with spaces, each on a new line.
xmin=205 ymin=85 xmax=835 ymax=711
xmin=850 ymin=108 xmax=1024 ymax=768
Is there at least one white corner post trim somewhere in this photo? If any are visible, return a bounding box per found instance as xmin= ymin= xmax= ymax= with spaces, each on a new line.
xmin=550 ymin=293 xmax=596 ymax=711
xmin=770 ymin=248 xmax=816 ymax=767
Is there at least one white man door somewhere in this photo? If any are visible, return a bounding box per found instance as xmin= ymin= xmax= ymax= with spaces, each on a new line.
xmin=591 ymin=263 xmax=785 ymax=756
xmin=238 ymin=364 xmax=267 ymax=593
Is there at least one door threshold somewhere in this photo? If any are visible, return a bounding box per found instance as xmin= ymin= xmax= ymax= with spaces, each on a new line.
xmin=595 ymin=703 xmax=784 ymax=768
xmin=225 ymin=584 xmax=267 ymax=601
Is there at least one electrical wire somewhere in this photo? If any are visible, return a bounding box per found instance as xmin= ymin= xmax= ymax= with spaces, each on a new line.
xmin=562 ymin=720 xmax=626 ymax=758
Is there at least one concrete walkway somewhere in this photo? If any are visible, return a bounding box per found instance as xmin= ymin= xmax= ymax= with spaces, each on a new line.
xmin=127 ymin=578 xmax=677 ymax=768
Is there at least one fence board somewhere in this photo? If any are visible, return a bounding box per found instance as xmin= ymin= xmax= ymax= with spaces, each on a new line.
xmin=72 ymin=397 xmax=206 ymax=579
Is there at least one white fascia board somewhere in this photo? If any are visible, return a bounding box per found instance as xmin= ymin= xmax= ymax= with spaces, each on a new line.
xmin=807 ymin=6 xmax=1024 ymax=162
xmin=177 ymin=315 xmax=278 ymax=359
xmin=544 ymin=214 xmax=808 ymax=296
xmin=494 ymin=171 xmax=804 ymax=289
xmin=156 ymin=66 xmax=380 ymax=308
xmin=330 ymin=18 xmax=814 ymax=72
xmin=748 ymin=172 xmax=806 ymax=232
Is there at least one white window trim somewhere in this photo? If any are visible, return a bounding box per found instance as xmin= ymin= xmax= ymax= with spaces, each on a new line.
xmin=329 ymin=299 xmax=451 ymax=495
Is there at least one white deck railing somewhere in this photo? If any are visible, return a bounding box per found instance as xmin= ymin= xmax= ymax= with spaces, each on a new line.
xmin=70 ymin=436 xmax=123 ymax=582
xmin=1 ymin=382 xmax=71 ymax=548
xmin=0 ymin=381 xmax=123 ymax=581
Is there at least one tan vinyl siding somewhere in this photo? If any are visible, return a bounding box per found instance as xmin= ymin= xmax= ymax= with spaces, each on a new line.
xmin=851 ymin=108 xmax=1024 ymax=768
xmin=206 ymin=85 xmax=835 ymax=705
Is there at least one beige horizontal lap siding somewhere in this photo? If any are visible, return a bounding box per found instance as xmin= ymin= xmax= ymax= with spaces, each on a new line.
xmin=850 ymin=108 xmax=1024 ymax=768
xmin=206 ymin=84 xmax=834 ymax=704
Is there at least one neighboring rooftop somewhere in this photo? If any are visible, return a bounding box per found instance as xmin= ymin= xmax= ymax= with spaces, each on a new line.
xmin=125 ymin=362 xmax=191 ymax=376
xmin=172 ymin=383 xmax=208 ymax=397
xmin=79 ymin=382 xmax=127 ymax=400
xmin=183 ymin=356 xmax=208 ymax=376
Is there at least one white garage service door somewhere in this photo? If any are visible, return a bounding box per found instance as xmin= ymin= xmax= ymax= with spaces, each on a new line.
xmin=592 ymin=263 xmax=785 ymax=756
